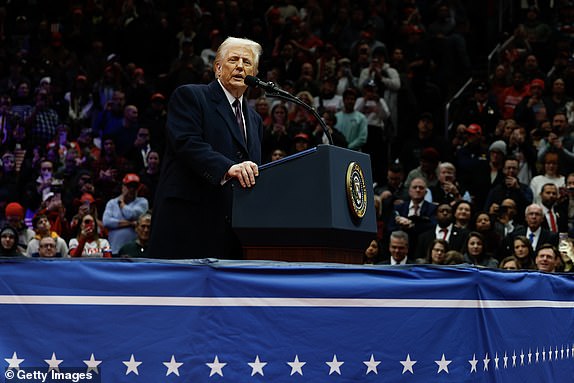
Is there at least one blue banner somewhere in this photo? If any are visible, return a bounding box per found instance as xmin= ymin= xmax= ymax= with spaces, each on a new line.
xmin=1 ymin=258 xmax=574 ymax=382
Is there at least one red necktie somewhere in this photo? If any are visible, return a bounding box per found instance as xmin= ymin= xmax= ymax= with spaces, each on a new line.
xmin=441 ymin=228 xmax=448 ymax=240
xmin=549 ymin=210 xmax=557 ymax=232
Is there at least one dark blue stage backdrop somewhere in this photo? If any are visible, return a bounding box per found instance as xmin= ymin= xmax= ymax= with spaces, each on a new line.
xmin=1 ymin=258 xmax=574 ymax=382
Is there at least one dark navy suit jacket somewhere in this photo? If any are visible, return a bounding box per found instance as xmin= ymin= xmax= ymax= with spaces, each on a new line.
xmin=150 ymin=81 xmax=263 ymax=259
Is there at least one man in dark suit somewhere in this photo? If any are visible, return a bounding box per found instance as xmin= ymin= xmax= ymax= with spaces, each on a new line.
xmin=415 ymin=203 xmax=468 ymax=260
xmin=388 ymin=177 xmax=437 ymax=255
xmin=501 ymin=204 xmax=559 ymax=259
xmin=150 ymin=37 xmax=264 ymax=260
xmin=380 ymin=230 xmax=415 ymax=265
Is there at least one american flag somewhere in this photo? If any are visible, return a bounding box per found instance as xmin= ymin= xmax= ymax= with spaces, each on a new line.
xmin=1 ymin=259 xmax=573 ymax=382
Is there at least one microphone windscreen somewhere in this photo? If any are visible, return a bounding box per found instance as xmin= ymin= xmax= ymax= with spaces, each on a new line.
xmin=244 ymin=75 xmax=259 ymax=87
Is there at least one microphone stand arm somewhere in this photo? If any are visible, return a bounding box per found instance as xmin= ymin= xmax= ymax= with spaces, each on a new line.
xmin=265 ymin=90 xmax=334 ymax=146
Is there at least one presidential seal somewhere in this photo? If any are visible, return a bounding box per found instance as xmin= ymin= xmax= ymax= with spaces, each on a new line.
xmin=346 ymin=162 xmax=367 ymax=219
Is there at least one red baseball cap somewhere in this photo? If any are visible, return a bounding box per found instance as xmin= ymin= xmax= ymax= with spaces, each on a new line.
xmin=466 ymin=124 xmax=482 ymax=135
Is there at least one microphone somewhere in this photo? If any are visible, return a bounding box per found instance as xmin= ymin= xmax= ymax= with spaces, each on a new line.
xmin=244 ymin=75 xmax=293 ymax=98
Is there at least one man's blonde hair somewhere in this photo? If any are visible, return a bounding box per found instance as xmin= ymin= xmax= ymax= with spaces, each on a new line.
xmin=213 ymin=37 xmax=262 ymax=73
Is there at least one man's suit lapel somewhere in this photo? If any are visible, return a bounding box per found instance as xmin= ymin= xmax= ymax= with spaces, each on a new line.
xmin=209 ymin=81 xmax=248 ymax=152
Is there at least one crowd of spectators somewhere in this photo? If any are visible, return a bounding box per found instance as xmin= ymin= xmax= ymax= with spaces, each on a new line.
xmin=0 ymin=1 xmax=572 ymax=268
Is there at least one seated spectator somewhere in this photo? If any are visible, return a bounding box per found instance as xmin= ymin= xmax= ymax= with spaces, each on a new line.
xmin=0 ymin=225 xmax=24 ymax=257
xmin=26 ymin=214 xmax=69 ymax=257
xmin=418 ymin=238 xmax=448 ymax=265
xmin=35 ymin=236 xmax=60 ymax=258
xmin=363 ymin=238 xmax=381 ymax=265
xmin=453 ymin=200 xmax=473 ymax=230
xmin=4 ymin=202 xmax=34 ymax=254
xmin=462 ymin=231 xmax=498 ymax=268
xmin=535 ymin=244 xmax=560 ymax=272
xmin=444 ymin=249 xmax=465 ymax=265
xmin=69 ymin=213 xmax=111 ymax=257
xmin=511 ymin=235 xmax=536 ymax=270
xmin=102 ymin=173 xmax=149 ymax=255
xmin=499 ymin=256 xmax=520 ymax=270
xmin=381 ymin=230 xmax=414 ymax=265
xmin=472 ymin=211 xmax=502 ymax=259
xmin=118 ymin=212 xmax=151 ymax=258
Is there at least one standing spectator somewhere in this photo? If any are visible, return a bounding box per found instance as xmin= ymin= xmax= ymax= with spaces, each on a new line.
xmin=102 ymin=173 xmax=148 ymax=256
xmin=454 ymin=81 xmax=502 ymax=139
xmin=334 ymin=88 xmax=367 ymax=151
xmin=484 ymin=156 xmax=533 ymax=222
xmin=538 ymin=183 xmax=568 ymax=233
xmin=499 ymin=71 xmax=530 ymax=120
xmin=415 ymin=203 xmax=468 ymax=260
xmin=313 ymin=76 xmax=342 ymax=113
xmin=138 ymin=150 xmax=161 ymax=208
xmin=24 ymin=88 xmax=60 ymax=148
xmin=514 ymin=78 xmax=550 ymax=130
xmin=92 ymin=137 xmax=131 ymax=202
xmin=530 ymin=151 xmax=565 ymax=204
xmin=511 ymin=204 xmax=559 ymax=253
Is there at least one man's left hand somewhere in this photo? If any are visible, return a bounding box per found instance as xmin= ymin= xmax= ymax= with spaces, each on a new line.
xmin=228 ymin=161 xmax=259 ymax=188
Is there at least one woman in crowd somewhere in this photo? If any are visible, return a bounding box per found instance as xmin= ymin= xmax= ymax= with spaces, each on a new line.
xmin=499 ymin=255 xmax=519 ymax=270
xmin=0 ymin=226 xmax=24 ymax=257
xmin=472 ymin=211 xmax=501 ymax=258
xmin=462 ymin=231 xmax=498 ymax=268
xmin=453 ymin=200 xmax=473 ymax=230
xmin=68 ymin=213 xmax=111 ymax=257
xmin=363 ymin=239 xmax=381 ymax=264
xmin=421 ymin=238 xmax=448 ymax=265
xmin=511 ymin=235 xmax=536 ymax=270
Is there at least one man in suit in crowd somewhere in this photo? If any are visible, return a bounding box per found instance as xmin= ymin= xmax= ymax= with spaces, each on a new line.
xmin=501 ymin=204 xmax=559 ymax=258
xmin=416 ymin=203 xmax=468 ymax=260
xmin=150 ymin=37 xmax=264 ymax=260
xmin=381 ymin=230 xmax=415 ymax=265
xmin=389 ymin=177 xmax=437 ymax=254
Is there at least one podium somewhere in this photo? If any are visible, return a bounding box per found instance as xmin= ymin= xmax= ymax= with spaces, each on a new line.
xmin=233 ymin=145 xmax=377 ymax=264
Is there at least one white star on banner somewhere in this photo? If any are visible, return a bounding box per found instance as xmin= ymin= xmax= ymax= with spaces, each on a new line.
xmin=483 ymin=353 xmax=490 ymax=371
xmin=528 ymin=349 xmax=532 ymax=364
xmin=548 ymin=346 xmax=552 ymax=361
xmin=363 ymin=354 xmax=380 ymax=375
xmin=503 ymin=351 xmax=508 ymax=368
xmin=567 ymin=346 xmax=570 ymax=359
xmin=542 ymin=347 xmax=546 ymax=362
xmin=5 ymin=352 xmax=24 ymax=370
xmin=45 ymin=353 xmax=63 ymax=372
xmin=163 ymin=355 xmax=183 ymax=377
xmin=287 ymin=355 xmax=305 ymax=376
xmin=435 ymin=354 xmax=451 ymax=374
xmin=520 ymin=350 xmax=525 ymax=366
xmin=468 ymin=354 xmax=478 ymax=373
xmin=554 ymin=347 xmax=558 ymax=360
xmin=561 ymin=346 xmax=564 ymax=360
xmin=494 ymin=352 xmax=499 ymax=370
xmin=83 ymin=354 xmax=101 ymax=374
xmin=248 ymin=355 xmax=267 ymax=377
xmin=206 ymin=355 xmax=226 ymax=377
xmin=571 ymin=344 xmax=574 ymax=357
xmin=535 ymin=348 xmax=540 ymax=363
xmin=326 ymin=355 xmax=344 ymax=375
xmin=400 ymin=354 xmax=416 ymax=374
xmin=512 ymin=351 xmax=517 ymax=367
xmin=122 ymin=354 xmax=142 ymax=376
